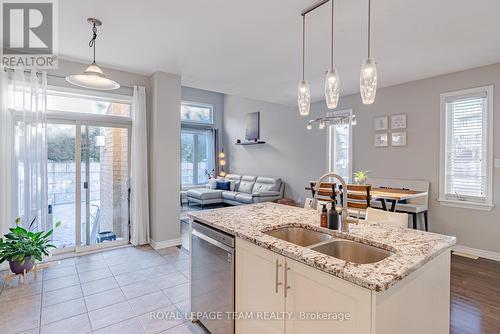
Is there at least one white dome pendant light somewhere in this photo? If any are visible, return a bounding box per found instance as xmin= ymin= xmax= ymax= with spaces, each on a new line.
xmin=325 ymin=0 xmax=339 ymax=109
xmin=298 ymin=15 xmax=311 ymax=116
xmin=360 ymin=0 xmax=377 ymax=104
xmin=66 ymin=18 xmax=120 ymax=90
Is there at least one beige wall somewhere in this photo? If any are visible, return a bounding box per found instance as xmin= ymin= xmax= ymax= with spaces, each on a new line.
xmin=315 ymin=63 xmax=500 ymax=254
xmin=225 ymin=63 xmax=500 ymax=254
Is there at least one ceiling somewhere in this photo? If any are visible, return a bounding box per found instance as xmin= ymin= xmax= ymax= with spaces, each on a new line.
xmin=59 ymin=0 xmax=500 ymax=106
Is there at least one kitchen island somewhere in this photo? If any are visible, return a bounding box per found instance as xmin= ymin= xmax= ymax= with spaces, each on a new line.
xmin=188 ymin=202 xmax=456 ymax=334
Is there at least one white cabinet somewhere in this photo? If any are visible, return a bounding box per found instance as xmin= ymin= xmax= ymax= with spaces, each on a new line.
xmin=235 ymin=238 xmax=285 ymax=334
xmin=236 ymin=239 xmax=371 ymax=334
xmin=235 ymin=238 xmax=451 ymax=334
xmin=285 ymin=259 xmax=372 ymax=334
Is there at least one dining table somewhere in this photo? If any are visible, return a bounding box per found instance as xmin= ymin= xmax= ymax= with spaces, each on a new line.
xmin=305 ymin=185 xmax=428 ymax=212
xmin=370 ymin=187 xmax=427 ymax=212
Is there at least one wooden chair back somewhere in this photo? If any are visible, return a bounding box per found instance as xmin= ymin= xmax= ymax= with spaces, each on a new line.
xmin=309 ymin=181 xmax=337 ymax=202
xmin=340 ymin=184 xmax=371 ymax=209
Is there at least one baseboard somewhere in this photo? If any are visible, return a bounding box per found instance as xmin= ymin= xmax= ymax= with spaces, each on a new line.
xmin=452 ymin=244 xmax=500 ymax=262
xmin=149 ymin=238 xmax=181 ymax=250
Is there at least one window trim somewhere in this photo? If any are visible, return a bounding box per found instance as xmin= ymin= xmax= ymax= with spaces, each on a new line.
xmin=181 ymin=100 xmax=214 ymax=126
xmin=327 ymin=109 xmax=353 ymax=183
xmin=438 ymin=85 xmax=494 ymax=210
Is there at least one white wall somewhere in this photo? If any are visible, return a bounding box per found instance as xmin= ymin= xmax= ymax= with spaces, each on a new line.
xmin=224 ymin=62 xmax=500 ymax=255
xmin=148 ymin=72 xmax=181 ymax=246
xmin=223 ymin=95 xmax=326 ymax=202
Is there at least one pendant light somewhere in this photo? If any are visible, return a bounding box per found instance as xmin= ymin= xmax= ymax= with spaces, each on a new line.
xmin=298 ymin=15 xmax=311 ymax=116
xmin=324 ymin=0 xmax=339 ymax=109
xmin=66 ymin=18 xmax=120 ymax=90
xmin=360 ymin=0 xmax=377 ymax=104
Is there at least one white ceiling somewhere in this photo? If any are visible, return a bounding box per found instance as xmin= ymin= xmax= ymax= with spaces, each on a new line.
xmin=59 ymin=0 xmax=500 ymax=106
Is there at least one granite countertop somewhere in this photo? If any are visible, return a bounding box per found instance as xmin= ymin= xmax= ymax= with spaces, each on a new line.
xmin=187 ymin=202 xmax=456 ymax=292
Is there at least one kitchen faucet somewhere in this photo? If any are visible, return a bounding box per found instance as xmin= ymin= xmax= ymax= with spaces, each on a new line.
xmin=313 ymin=172 xmax=358 ymax=232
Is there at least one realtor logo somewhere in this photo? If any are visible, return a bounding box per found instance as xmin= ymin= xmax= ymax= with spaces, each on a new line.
xmin=1 ymin=0 xmax=58 ymax=69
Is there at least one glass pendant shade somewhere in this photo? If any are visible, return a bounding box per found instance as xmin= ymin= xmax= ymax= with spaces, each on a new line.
xmin=298 ymin=80 xmax=311 ymax=116
xmin=360 ymin=58 xmax=377 ymax=104
xmin=66 ymin=63 xmax=120 ymax=90
xmin=324 ymin=68 xmax=340 ymax=109
xmin=306 ymin=123 xmax=312 ymax=130
xmin=318 ymin=120 xmax=326 ymax=129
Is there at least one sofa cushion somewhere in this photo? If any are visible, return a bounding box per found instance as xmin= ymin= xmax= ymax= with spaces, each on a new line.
xmin=225 ymin=174 xmax=242 ymax=191
xmin=215 ymin=181 xmax=231 ymax=190
xmin=238 ymin=181 xmax=255 ymax=194
xmin=226 ymin=174 xmax=242 ymax=181
xmin=235 ymin=193 xmax=253 ymax=204
xmin=253 ymin=177 xmax=282 ymax=192
xmin=252 ymin=190 xmax=281 ymax=197
xmin=207 ymin=179 xmax=217 ymax=189
xmin=186 ymin=188 xmax=223 ymax=200
xmin=238 ymin=175 xmax=257 ymax=194
xmin=222 ymin=191 xmax=238 ymax=201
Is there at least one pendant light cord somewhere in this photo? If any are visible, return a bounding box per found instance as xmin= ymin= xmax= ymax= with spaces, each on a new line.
xmin=367 ymin=0 xmax=371 ymax=58
xmin=331 ymin=0 xmax=334 ymax=69
xmin=89 ymin=23 xmax=97 ymax=64
xmin=302 ymin=15 xmax=306 ymax=81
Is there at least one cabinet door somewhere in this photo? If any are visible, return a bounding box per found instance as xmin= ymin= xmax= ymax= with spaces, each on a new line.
xmin=285 ymin=258 xmax=372 ymax=334
xmin=236 ymin=238 xmax=285 ymax=334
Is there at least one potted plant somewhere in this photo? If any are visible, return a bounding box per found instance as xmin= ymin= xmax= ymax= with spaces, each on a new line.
xmin=0 ymin=217 xmax=60 ymax=275
xmin=353 ymin=170 xmax=370 ymax=184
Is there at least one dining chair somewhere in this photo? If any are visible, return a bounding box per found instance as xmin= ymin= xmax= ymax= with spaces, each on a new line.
xmin=310 ymin=181 xmax=337 ymax=201
xmin=340 ymin=184 xmax=371 ymax=219
xmin=365 ymin=207 xmax=409 ymax=228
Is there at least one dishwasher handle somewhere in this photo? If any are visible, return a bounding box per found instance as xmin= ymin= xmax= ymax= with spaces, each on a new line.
xmin=192 ymin=229 xmax=235 ymax=254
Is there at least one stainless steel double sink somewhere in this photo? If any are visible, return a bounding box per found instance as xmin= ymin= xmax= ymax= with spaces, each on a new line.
xmin=263 ymin=227 xmax=392 ymax=264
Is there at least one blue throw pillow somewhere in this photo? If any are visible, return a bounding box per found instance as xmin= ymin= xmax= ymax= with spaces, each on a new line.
xmin=216 ymin=181 xmax=231 ymax=190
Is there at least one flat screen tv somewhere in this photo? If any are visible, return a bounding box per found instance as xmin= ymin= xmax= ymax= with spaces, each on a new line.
xmin=245 ymin=112 xmax=260 ymax=141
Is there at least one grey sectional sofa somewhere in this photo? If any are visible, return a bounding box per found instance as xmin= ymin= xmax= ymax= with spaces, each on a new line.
xmin=186 ymin=174 xmax=284 ymax=208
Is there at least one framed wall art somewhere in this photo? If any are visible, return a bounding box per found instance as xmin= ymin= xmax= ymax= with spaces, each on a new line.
xmin=391 ymin=114 xmax=407 ymax=129
xmin=374 ymin=116 xmax=388 ymax=131
xmin=392 ymin=131 xmax=407 ymax=146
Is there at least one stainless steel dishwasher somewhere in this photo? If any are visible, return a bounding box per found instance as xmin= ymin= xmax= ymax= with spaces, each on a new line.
xmin=191 ymin=221 xmax=235 ymax=334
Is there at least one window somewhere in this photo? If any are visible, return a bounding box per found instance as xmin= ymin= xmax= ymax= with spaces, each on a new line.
xmin=180 ymin=101 xmax=215 ymax=185
xmin=328 ymin=109 xmax=353 ymax=183
xmin=181 ymin=128 xmax=214 ymax=185
xmin=181 ymin=102 xmax=213 ymax=124
xmin=439 ymin=86 xmax=494 ymax=210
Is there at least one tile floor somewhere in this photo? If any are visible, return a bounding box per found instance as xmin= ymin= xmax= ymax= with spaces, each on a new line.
xmin=0 ymin=245 xmax=208 ymax=334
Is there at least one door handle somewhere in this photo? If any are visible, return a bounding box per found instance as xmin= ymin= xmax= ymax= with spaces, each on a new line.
xmin=275 ymin=259 xmax=282 ymax=294
xmin=284 ymin=262 xmax=291 ymax=298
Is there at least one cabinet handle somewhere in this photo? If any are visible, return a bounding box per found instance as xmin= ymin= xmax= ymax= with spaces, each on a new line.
xmin=275 ymin=259 xmax=282 ymax=293
xmin=284 ymin=262 xmax=291 ymax=298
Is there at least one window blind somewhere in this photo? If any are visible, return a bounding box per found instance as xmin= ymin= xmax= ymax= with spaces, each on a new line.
xmin=444 ymin=93 xmax=488 ymax=201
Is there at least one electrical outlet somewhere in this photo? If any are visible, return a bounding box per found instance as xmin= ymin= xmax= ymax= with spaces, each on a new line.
xmin=495 ymin=159 xmax=500 ymax=168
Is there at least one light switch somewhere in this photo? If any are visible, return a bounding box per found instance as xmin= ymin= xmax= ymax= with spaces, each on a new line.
xmin=496 ymin=159 xmax=500 ymax=168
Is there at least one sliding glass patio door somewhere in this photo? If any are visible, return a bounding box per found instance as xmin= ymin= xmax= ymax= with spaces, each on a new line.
xmin=78 ymin=125 xmax=129 ymax=250
xmin=47 ymin=122 xmax=130 ymax=253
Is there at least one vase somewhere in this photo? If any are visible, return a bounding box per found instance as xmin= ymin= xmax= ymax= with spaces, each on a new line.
xmin=9 ymin=256 xmax=34 ymax=275
xmin=355 ymin=177 xmax=366 ymax=185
